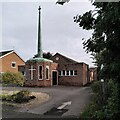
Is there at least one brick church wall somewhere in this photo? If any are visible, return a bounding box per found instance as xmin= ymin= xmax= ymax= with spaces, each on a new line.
xmin=50 ymin=53 xmax=89 ymax=86
xmin=25 ymin=61 xmax=58 ymax=87
xmin=58 ymin=63 xmax=83 ymax=86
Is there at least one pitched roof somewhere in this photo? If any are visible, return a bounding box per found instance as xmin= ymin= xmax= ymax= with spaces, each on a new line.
xmin=52 ymin=53 xmax=78 ymax=63
xmin=51 ymin=53 xmax=89 ymax=66
xmin=0 ymin=50 xmax=13 ymax=57
xmin=0 ymin=50 xmax=25 ymax=63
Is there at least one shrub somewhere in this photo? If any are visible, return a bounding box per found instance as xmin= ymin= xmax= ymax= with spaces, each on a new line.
xmin=2 ymin=72 xmax=25 ymax=86
xmin=91 ymin=81 xmax=102 ymax=95
xmin=1 ymin=90 xmax=36 ymax=103
xmin=12 ymin=90 xmax=31 ymax=103
xmin=105 ymin=80 xmax=119 ymax=119
xmin=0 ymin=94 xmax=12 ymax=101
xmin=81 ymin=80 xmax=119 ymax=119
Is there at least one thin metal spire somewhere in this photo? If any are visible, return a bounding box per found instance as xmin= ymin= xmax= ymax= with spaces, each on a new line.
xmin=37 ymin=6 xmax=43 ymax=58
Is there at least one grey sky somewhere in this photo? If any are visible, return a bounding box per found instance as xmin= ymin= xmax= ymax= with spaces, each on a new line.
xmin=1 ymin=1 xmax=95 ymax=67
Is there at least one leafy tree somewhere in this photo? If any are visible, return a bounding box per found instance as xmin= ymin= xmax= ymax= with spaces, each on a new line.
xmin=74 ymin=2 xmax=120 ymax=118
xmin=56 ymin=0 xmax=70 ymax=5
xmin=43 ymin=52 xmax=52 ymax=59
xmin=74 ymin=2 xmax=120 ymax=81
xmin=33 ymin=52 xmax=52 ymax=59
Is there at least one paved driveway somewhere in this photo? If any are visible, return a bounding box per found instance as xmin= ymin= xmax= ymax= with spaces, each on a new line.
xmin=2 ymin=86 xmax=92 ymax=118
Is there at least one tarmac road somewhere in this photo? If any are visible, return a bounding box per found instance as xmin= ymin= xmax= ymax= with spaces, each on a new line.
xmin=2 ymin=85 xmax=92 ymax=118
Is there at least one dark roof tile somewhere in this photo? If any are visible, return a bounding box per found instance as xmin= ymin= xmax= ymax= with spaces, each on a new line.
xmin=0 ymin=50 xmax=13 ymax=57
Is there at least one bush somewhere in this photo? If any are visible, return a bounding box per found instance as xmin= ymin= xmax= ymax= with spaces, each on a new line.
xmin=12 ymin=90 xmax=31 ymax=103
xmin=1 ymin=90 xmax=36 ymax=103
xmin=91 ymin=81 xmax=102 ymax=95
xmin=0 ymin=94 xmax=12 ymax=101
xmin=2 ymin=72 xmax=25 ymax=86
xmin=81 ymin=80 xmax=119 ymax=119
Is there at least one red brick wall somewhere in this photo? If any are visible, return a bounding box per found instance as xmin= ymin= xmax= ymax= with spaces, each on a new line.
xmin=89 ymin=67 xmax=97 ymax=82
xmin=82 ymin=63 xmax=89 ymax=85
xmin=50 ymin=53 xmax=76 ymax=64
xmin=0 ymin=52 xmax=25 ymax=73
xmin=50 ymin=54 xmax=89 ymax=86
xmin=58 ymin=63 xmax=89 ymax=86
xmin=25 ymin=61 xmax=58 ymax=87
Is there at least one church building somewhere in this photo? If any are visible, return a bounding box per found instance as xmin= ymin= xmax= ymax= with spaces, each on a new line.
xmin=25 ymin=6 xmax=58 ymax=87
xmin=50 ymin=53 xmax=89 ymax=86
xmin=25 ymin=6 xmax=92 ymax=87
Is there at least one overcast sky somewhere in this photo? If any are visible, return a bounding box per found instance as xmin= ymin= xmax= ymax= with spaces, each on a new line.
xmin=1 ymin=1 xmax=95 ymax=67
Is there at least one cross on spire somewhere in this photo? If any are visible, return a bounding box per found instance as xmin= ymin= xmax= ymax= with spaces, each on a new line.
xmin=38 ymin=6 xmax=41 ymax=12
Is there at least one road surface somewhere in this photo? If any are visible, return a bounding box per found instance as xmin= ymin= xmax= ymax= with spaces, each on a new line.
xmin=2 ymin=85 xmax=92 ymax=118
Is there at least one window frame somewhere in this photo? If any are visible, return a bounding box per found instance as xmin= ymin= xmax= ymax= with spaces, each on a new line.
xmin=11 ymin=62 xmax=16 ymax=68
xmin=74 ymin=70 xmax=78 ymax=76
xmin=46 ymin=66 xmax=49 ymax=80
xmin=70 ymin=70 xmax=74 ymax=76
xmin=38 ymin=65 xmax=43 ymax=80
xmin=62 ymin=70 xmax=66 ymax=76
xmin=66 ymin=70 xmax=70 ymax=76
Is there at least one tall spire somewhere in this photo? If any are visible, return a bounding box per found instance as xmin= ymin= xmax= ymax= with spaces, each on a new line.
xmin=37 ymin=6 xmax=43 ymax=58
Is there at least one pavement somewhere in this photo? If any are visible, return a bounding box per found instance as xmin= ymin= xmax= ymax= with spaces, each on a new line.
xmin=2 ymin=85 xmax=92 ymax=118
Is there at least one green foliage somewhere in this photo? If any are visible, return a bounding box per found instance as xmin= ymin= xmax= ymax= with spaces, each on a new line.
xmin=43 ymin=52 xmax=52 ymax=59
xmin=2 ymin=72 xmax=25 ymax=86
xmin=34 ymin=52 xmax=52 ymax=59
xmin=56 ymin=0 xmax=70 ymax=5
xmin=74 ymin=2 xmax=120 ymax=81
xmin=0 ymin=94 xmax=12 ymax=101
xmin=12 ymin=90 xmax=31 ymax=103
xmin=74 ymin=2 xmax=120 ymax=119
xmin=1 ymin=90 xmax=36 ymax=103
xmin=81 ymin=80 xmax=119 ymax=119
xmin=91 ymin=81 xmax=102 ymax=94
xmin=105 ymin=80 xmax=119 ymax=119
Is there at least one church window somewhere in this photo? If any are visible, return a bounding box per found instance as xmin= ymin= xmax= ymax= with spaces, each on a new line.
xmin=46 ymin=66 xmax=49 ymax=80
xmin=11 ymin=62 xmax=16 ymax=68
xmin=74 ymin=70 xmax=78 ymax=76
xmin=62 ymin=70 xmax=66 ymax=76
xmin=29 ymin=65 xmax=36 ymax=80
xmin=38 ymin=65 xmax=43 ymax=80
xmin=56 ymin=57 xmax=59 ymax=60
xmin=70 ymin=70 xmax=74 ymax=76
xmin=66 ymin=70 xmax=70 ymax=76
xmin=59 ymin=71 xmax=61 ymax=76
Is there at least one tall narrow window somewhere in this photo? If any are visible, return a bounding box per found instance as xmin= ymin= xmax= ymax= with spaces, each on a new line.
xmin=46 ymin=66 xmax=49 ymax=80
xmin=70 ymin=70 xmax=73 ymax=76
xmin=38 ymin=65 xmax=43 ymax=80
xmin=59 ymin=71 xmax=61 ymax=76
xmin=66 ymin=70 xmax=70 ymax=76
xmin=29 ymin=65 xmax=36 ymax=80
xmin=62 ymin=70 xmax=66 ymax=76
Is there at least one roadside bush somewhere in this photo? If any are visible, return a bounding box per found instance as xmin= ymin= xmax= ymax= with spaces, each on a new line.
xmin=1 ymin=90 xmax=36 ymax=103
xmin=105 ymin=80 xmax=119 ymax=119
xmin=12 ymin=90 xmax=31 ymax=103
xmin=91 ymin=81 xmax=102 ymax=95
xmin=2 ymin=72 xmax=25 ymax=86
xmin=0 ymin=94 xmax=12 ymax=101
xmin=81 ymin=80 xmax=119 ymax=119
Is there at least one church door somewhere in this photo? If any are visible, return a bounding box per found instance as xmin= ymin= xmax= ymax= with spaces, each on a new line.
xmin=52 ymin=71 xmax=58 ymax=85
